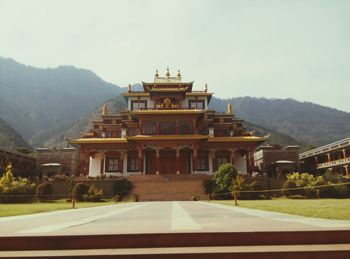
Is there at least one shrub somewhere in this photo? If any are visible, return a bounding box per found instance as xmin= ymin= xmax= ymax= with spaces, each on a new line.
xmin=282 ymin=172 xmax=323 ymax=198
xmin=214 ymin=163 xmax=238 ymax=192
xmin=0 ymin=164 xmax=36 ymax=203
xmin=113 ymin=178 xmax=132 ymax=197
xmin=35 ymin=182 xmax=54 ymax=201
xmin=72 ymin=182 xmax=90 ymax=201
xmin=83 ymin=184 xmax=104 ymax=202
xmin=203 ymin=179 xmax=216 ymax=194
xmin=319 ymin=184 xmax=349 ymax=198
xmin=191 ymin=192 xmax=200 ymax=201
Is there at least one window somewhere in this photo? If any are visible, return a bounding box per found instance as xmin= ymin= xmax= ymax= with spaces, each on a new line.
xmin=214 ymin=128 xmax=230 ymax=136
xmin=217 ymin=156 xmax=229 ymax=168
xmin=142 ymin=122 xmax=156 ymax=135
xmin=198 ymin=126 xmax=209 ymax=135
xmin=127 ymin=127 xmax=137 ymax=136
xmin=131 ymin=100 xmax=147 ymax=111
xmin=105 ymin=157 xmax=119 ymax=172
xmin=128 ymin=157 xmax=139 ymax=171
xmin=179 ymin=121 xmax=193 ymax=134
xmin=189 ymin=100 xmax=205 ymax=110
xmin=196 ymin=156 xmax=209 ymax=171
xmin=159 ymin=121 xmax=176 ymax=135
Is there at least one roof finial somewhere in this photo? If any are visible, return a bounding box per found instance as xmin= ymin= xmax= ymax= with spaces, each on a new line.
xmin=177 ymin=69 xmax=181 ymax=78
xmin=128 ymin=83 xmax=131 ymax=93
xmin=102 ymin=104 xmax=108 ymax=116
xmin=155 ymin=69 xmax=159 ymax=78
xmin=205 ymin=83 xmax=208 ymax=93
xmin=166 ymin=67 xmax=170 ymax=78
xmin=227 ymin=103 xmax=233 ymax=115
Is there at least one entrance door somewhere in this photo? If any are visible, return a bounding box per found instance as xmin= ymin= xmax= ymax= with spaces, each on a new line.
xmin=159 ymin=150 xmax=176 ymax=174
xmin=180 ymin=150 xmax=191 ymax=174
xmin=145 ymin=150 xmax=156 ymax=174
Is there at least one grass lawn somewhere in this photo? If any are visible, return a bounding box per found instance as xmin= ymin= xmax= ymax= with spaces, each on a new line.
xmin=0 ymin=200 xmax=116 ymax=217
xmin=213 ymin=198 xmax=350 ymax=220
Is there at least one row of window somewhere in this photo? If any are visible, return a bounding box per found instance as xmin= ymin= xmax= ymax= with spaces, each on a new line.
xmin=105 ymin=156 xmax=229 ymax=172
xmin=99 ymin=127 xmax=233 ymax=137
xmin=105 ymin=157 xmax=139 ymax=172
xmin=130 ymin=100 xmax=206 ymax=111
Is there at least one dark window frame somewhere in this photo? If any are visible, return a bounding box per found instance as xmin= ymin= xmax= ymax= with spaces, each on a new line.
xmin=128 ymin=157 xmax=140 ymax=172
xmin=189 ymin=100 xmax=205 ymax=110
xmin=105 ymin=156 xmax=120 ymax=172
xmin=131 ymin=100 xmax=147 ymax=111
xmin=196 ymin=156 xmax=209 ymax=171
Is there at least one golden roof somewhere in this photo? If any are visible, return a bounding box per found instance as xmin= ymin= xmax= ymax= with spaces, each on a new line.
xmin=69 ymin=138 xmax=128 ymax=144
xmin=130 ymin=109 xmax=205 ymax=115
xmin=148 ymin=87 xmax=188 ymax=92
xmin=127 ymin=135 xmax=208 ymax=141
xmin=122 ymin=92 xmax=150 ymax=97
xmin=208 ymin=136 xmax=267 ymax=142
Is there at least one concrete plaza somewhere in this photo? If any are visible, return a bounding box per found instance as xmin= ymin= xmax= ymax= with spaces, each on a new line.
xmin=1 ymin=201 xmax=350 ymax=236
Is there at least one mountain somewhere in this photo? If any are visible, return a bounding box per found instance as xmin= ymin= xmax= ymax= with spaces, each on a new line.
xmin=1 ymin=57 xmax=349 ymax=148
xmin=0 ymin=57 xmax=123 ymax=146
xmin=209 ymin=97 xmax=350 ymax=146
xmin=0 ymin=117 xmax=30 ymax=149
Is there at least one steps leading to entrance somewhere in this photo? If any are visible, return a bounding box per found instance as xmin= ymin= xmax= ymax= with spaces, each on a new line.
xmin=127 ymin=174 xmax=211 ymax=201
xmin=1 ymin=231 xmax=350 ymax=258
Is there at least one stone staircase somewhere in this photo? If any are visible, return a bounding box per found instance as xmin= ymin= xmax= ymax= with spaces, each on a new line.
xmin=126 ymin=174 xmax=211 ymax=201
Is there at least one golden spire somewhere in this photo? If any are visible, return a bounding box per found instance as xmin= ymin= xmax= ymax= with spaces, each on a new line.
xmin=227 ymin=103 xmax=233 ymax=115
xmin=205 ymin=83 xmax=208 ymax=93
xmin=128 ymin=84 xmax=131 ymax=92
xmin=177 ymin=69 xmax=181 ymax=78
xmin=102 ymin=104 xmax=108 ymax=116
xmin=166 ymin=67 xmax=170 ymax=78
xmin=155 ymin=69 xmax=159 ymax=78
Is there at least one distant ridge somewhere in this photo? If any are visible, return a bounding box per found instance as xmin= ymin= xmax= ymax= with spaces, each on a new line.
xmin=1 ymin=57 xmax=349 ymax=148
xmin=0 ymin=117 xmax=30 ymax=149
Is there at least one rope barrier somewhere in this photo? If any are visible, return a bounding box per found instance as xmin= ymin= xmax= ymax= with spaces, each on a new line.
xmin=211 ymin=182 xmax=350 ymax=196
xmin=0 ymin=182 xmax=348 ymax=198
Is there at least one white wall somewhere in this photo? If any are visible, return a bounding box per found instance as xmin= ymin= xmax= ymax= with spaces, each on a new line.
xmin=89 ymin=153 xmax=103 ymax=177
xmin=234 ymin=155 xmax=247 ymax=174
xmin=128 ymin=97 xmax=154 ymax=110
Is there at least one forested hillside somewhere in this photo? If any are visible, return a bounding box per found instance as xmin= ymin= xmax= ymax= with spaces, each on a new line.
xmin=1 ymin=57 xmax=349 ymax=148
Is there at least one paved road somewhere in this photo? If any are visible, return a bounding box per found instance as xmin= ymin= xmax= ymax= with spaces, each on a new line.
xmin=1 ymin=201 xmax=350 ymax=236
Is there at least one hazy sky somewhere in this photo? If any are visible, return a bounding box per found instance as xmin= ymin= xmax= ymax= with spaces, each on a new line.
xmin=1 ymin=0 xmax=349 ymax=112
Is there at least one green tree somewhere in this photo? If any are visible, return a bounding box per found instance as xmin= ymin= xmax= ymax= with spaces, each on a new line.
xmin=214 ymin=163 xmax=239 ymax=205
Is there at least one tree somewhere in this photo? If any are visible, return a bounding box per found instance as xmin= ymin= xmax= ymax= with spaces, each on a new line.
xmin=214 ymin=163 xmax=239 ymax=205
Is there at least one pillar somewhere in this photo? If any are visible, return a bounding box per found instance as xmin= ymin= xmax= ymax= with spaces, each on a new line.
xmin=176 ymin=149 xmax=180 ymax=174
xmin=156 ymin=149 xmax=160 ymax=175
xmin=192 ymin=148 xmax=197 ymax=174
xmin=138 ymin=147 xmax=143 ymax=174
xmin=344 ymin=165 xmax=349 ymax=179
xmin=120 ymin=152 xmax=124 ymax=174
xmin=327 ymin=153 xmax=331 ymax=162
xmin=343 ymin=149 xmax=347 ymax=159
xmin=192 ymin=119 xmax=196 ymax=134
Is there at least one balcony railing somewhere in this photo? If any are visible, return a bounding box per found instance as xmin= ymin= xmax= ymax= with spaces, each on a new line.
xmin=317 ymin=157 xmax=350 ymax=169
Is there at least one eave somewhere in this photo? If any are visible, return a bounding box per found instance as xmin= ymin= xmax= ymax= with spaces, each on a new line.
xmin=127 ymin=135 xmax=208 ymax=141
xmin=69 ymin=138 xmax=128 ymax=144
xmin=129 ymin=109 xmax=205 ymax=115
xmin=208 ymin=136 xmax=267 ymax=143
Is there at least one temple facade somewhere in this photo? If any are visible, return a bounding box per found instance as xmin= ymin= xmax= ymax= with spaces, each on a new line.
xmin=70 ymin=69 xmax=266 ymax=177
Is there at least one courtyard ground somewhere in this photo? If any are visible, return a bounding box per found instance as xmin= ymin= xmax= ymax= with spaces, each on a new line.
xmin=0 ymin=200 xmax=115 ymax=217
xmin=214 ymin=198 xmax=350 ymax=220
xmin=1 ymin=201 xmax=350 ymax=236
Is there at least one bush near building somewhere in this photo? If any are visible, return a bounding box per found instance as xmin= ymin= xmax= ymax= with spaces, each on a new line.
xmin=35 ymin=182 xmax=54 ymax=201
xmin=113 ymin=178 xmax=132 ymax=199
xmin=0 ymin=164 xmax=36 ymax=203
